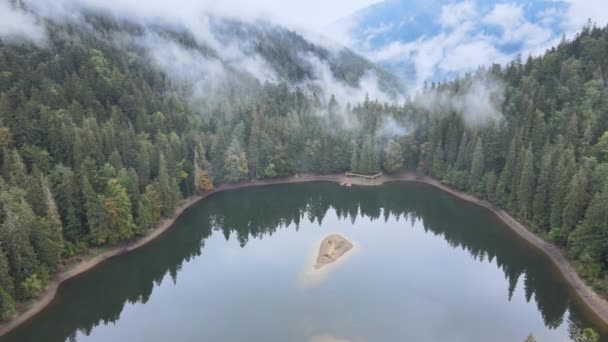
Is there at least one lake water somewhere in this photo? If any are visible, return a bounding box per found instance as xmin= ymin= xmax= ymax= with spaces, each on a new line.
xmin=2 ymin=182 xmax=605 ymax=342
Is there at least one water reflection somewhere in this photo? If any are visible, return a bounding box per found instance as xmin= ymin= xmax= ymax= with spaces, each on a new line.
xmin=1 ymin=182 xmax=601 ymax=342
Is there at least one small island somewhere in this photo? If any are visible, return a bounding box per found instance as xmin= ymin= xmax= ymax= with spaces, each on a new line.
xmin=314 ymin=234 xmax=354 ymax=269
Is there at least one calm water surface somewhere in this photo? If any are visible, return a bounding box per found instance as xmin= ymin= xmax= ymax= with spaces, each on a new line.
xmin=2 ymin=182 xmax=606 ymax=342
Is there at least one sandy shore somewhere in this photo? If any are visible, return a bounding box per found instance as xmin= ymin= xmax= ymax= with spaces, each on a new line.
xmin=1 ymin=172 xmax=607 ymax=335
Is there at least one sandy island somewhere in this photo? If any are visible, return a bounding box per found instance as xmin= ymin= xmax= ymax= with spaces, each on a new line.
xmin=1 ymin=172 xmax=608 ymax=335
xmin=314 ymin=234 xmax=353 ymax=270
xmin=299 ymin=233 xmax=357 ymax=287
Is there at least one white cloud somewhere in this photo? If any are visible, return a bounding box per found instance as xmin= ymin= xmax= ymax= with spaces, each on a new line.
xmin=482 ymin=3 xmax=525 ymax=29
xmin=301 ymin=52 xmax=400 ymax=106
xmin=362 ymin=21 xmax=395 ymax=44
xmin=482 ymin=3 xmax=554 ymax=48
xmin=538 ymin=7 xmax=562 ymax=26
xmin=351 ymin=0 xmax=607 ymax=91
xmin=369 ymin=18 xmax=501 ymax=90
xmin=0 ymin=2 xmax=46 ymax=44
xmin=416 ymin=75 xmax=505 ymax=126
xmin=439 ymin=40 xmax=508 ymax=73
xmin=440 ymin=1 xmax=477 ymax=28
xmin=563 ymin=0 xmax=608 ymax=31
xmin=22 ymin=0 xmax=380 ymax=39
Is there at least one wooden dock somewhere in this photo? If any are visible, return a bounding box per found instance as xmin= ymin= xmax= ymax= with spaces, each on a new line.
xmin=345 ymin=172 xmax=383 ymax=180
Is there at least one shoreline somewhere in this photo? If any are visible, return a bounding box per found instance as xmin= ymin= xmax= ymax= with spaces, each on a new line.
xmin=1 ymin=172 xmax=607 ymax=336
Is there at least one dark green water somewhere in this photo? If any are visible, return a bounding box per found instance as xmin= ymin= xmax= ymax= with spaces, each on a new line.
xmin=2 ymin=182 xmax=606 ymax=342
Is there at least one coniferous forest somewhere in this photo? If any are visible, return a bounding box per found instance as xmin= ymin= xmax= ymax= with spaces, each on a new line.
xmin=0 ymin=4 xmax=607 ymax=323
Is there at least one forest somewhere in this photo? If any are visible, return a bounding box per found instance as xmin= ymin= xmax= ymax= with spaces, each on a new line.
xmin=0 ymin=4 xmax=607 ymax=325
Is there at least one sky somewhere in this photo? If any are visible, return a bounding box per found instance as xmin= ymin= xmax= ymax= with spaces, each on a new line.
xmin=332 ymin=0 xmax=608 ymax=87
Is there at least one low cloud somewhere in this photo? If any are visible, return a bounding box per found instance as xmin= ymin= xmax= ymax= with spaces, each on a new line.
xmin=302 ymin=52 xmax=402 ymax=106
xmin=0 ymin=2 xmax=46 ymax=44
xmin=416 ymin=75 xmax=505 ymax=127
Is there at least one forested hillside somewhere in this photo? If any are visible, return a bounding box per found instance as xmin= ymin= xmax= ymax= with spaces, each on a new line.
xmin=0 ymin=2 xmax=607 ymax=324
xmin=411 ymin=25 xmax=608 ymax=293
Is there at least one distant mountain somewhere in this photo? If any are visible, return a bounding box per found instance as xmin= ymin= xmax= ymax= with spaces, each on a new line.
xmin=57 ymin=13 xmax=405 ymax=104
xmin=209 ymin=18 xmax=405 ymax=97
xmin=336 ymin=0 xmax=568 ymax=84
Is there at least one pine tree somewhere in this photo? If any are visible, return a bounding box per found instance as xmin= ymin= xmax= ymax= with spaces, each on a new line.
xmin=136 ymin=184 xmax=162 ymax=231
xmin=383 ymin=140 xmax=404 ymax=173
xmin=0 ymin=246 xmax=14 ymax=297
xmin=517 ymin=147 xmax=535 ymax=219
xmin=157 ymin=153 xmax=179 ymax=217
xmin=550 ymin=146 xmax=576 ymax=231
xmin=193 ymin=146 xmax=201 ymax=191
xmin=247 ymin=111 xmax=262 ymax=178
xmin=39 ymin=176 xmax=63 ymax=268
xmin=103 ymin=178 xmax=135 ymax=243
xmin=197 ymin=168 xmax=214 ymax=192
xmin=454 ymin=131 xmax=469 ymax=170
xmin=8 ymin=149 xmax=26 ymax=186
xmin=0 ymin=246 xmax=15 ymax=320
xmin=532 ymin=143 xmax=553 ymax=229
xmin=0 ymin=187 xmax=40 ymax=299
xmin=359 ymin=137 xmax=375 ymax=174
xmin=483 ymin=171 xmax=497 ymax=202
xmin=350 ymin=140 xmax=359 ymax=173
xmin=223 ymin=140 xmax=249 ymax=182
xmin=469 ymin=137 xmax=485 ymax=193
xmin=496 ymin=136 xmax=519 ymax=207
xmin=496 ymin=137 xmax=519 ymax=205
xmin=0 ymin=286 xmax=15 ymax=320
xmin=82 ymin=175 xmax=107 ymax=246
xmin=562 ymin=160 xmax=593 ymax=234
xmin=211 ymin=126 xmax=227 ymax=181
xmin=431 ymin=143 xmax=444 ymax=178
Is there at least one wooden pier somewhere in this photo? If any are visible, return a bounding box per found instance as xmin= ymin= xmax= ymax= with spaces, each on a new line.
xmin=344 ymin=172 xmax=383 ymax=180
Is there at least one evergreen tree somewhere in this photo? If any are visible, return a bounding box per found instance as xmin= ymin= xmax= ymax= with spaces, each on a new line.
xmin=197 ymin=168 xmax=214 ymax=192
xmin=532 ymin=143 xmax=553 ymax=229
xmin=483 ymin=171 xmax=497 ymax=202
xmin=157 ymin=153 xmax=179 ymax=217
xmin=36 ymin=177 xmax=64 ymax=268
xmin=562 ymin=160 xmax=593 ymax=234
xmin=431 ymin=143 xmax=444 ymax=178
xmin=223 ymin=140 xmax=249 ymax=182
xmin=350 ymin=140 xmax=359 ymax=173
xmin=517 ymin=147 xmax=535 ymax=219
xmin=82 ymin=175 xmax=106 ymax=246
xmin=469 ymin=137 xmax=485 ymax=193
xmin=383 ymin=140 xmax=404 ymax=173
xmin=550 ymin=147 xmax=576 ymax=233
